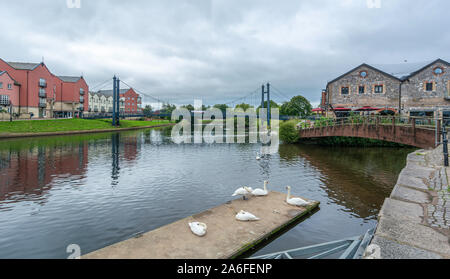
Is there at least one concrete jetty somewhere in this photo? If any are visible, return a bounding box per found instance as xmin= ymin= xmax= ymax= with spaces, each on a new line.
xmin=83 ymin=191 xmax=319 ymax=259
xmin=369 ymin=145 xmax=450 ymax=259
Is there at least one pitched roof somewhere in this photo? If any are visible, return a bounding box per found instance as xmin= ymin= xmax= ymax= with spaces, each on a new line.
xmin=327 ymin=63 xmax=402 ymax=85
xmin=97 ymin=89 xmax=130 ymax=96
xmin=327 ymin=58 xmax=450 ymax=86
xmin=6 ymin=61 xmax=41 ymax=70
xmin=58 ymin=76 xmax=82 ymax=83
xmin=0 ymin=70 xmax=20 ymax=85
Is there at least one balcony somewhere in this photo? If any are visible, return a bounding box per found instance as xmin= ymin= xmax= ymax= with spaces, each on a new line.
xmin=109 ymin=108 xmax=113 ymax=113
xmin=94 ymin=106 xmax=98 ymax=112
xmin=101 ymin=106 xmax=106 ymax=113
xmin=39 ymin=79 xmax=47 ymax=88
xmin=39 ymin=89 xmax=46 ymax=98
xmin=39 ymin=101 xmax=47 ymax=108
xmin=80 ymin=88 xmax=85 ymax=95
xmin=80 ymin=97 xmax=85 ymax=103
xmin=79 ymin=105 xmax=84 ymax=111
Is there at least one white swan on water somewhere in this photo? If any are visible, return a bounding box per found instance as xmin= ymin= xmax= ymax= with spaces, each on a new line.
xmin=235 ymin=210 xmax=260 ymax=221
xmin=189 ymin=222 xmax=207 ymax=237
xmin=285 ymin=186 xmax=310 ymax=207
xmin=251 ymin=181 xmax=269 ymax=196
xmin=232 ymin=187 xmax=253 ymax=200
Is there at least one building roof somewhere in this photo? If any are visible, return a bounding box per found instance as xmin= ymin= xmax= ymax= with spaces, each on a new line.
xmin=6 ymin=61 xmax=41 ymax=70
xmin=58 ymin=76 xmax=82 ymax=83
xmin=97 ymin=89 xmax=130 ymax=96
xmin=0 ymin=70 xmax=20 ymax=85
xmin=371 ymin=60 xmax=436 ymax=80
xmin=326 ymin=58 xmax=450 ymax=86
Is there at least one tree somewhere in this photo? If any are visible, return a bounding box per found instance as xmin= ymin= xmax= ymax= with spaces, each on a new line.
xmin=281 ymin=95 xmax=312 ymax=117
xmin=235 ymin=103 xmax=253 ymax=111
xmin=181 ymin=104 xmax=195 ymax=111
xmin=213 ymin=104 xmax=229 ymax=113
xmin=143 ymin=105 xmax=153 ymax=117
xmin=257 ymin=100 xmax=280 ymax=114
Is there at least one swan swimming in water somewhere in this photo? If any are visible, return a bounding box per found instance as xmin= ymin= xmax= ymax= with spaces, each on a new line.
xmin=251 ymin=181 xmax=269 ymax=196
xmin=285 ymin=186 xmax=310 ymax=207
xmin=235 ymin=210 xmax=260 ymax=221
xmin=188 ymin=222 xmax=207 ymax=237
xmin=232 ymin=187 xmax=253 ymax=200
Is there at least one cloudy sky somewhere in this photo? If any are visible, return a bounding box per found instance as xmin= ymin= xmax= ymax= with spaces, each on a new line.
xmin=1 ymin=0 xmax=450 ymax=107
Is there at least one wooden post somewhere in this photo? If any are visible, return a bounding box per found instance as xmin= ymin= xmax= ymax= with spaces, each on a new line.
xmin=412 ymin=118 xmax=416 ymax=141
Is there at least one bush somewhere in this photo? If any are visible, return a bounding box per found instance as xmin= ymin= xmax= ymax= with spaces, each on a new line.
xmin=280 ymin=120 xmax=300 ymax=143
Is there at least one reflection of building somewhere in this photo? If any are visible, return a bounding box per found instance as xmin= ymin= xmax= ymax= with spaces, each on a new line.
xmin=324 ymin=59 xmax=450 ymax=118
xmin=0 ymin=143 xmax=89 ymax=202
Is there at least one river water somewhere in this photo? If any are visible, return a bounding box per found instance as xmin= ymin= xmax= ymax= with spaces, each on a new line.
xmin=0 ymin=128 xmax=415 ymax=258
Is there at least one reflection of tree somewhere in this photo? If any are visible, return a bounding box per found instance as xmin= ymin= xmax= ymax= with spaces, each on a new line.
xmin=279 ymin=144 xmax=414 ymax=219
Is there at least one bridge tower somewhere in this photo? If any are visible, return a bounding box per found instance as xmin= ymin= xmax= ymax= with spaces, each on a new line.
xmin=261 ymin=83 xmax=271 ymax=127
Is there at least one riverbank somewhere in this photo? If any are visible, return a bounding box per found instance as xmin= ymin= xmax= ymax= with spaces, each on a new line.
xmin=0 ymin=119 xmax=174 ymax=139
xmin=369 ymin=145 xmax=450 ymax=259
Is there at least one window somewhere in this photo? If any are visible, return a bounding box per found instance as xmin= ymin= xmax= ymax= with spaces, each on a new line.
xmin=0 ymin=82 xmax=3 ymax=89
xmin=434 ymin=67 xmax=444 ymax=75
xmin=341 ymin=87 xmax=349 ymax=95
xmin=360 ymin=71 xmax=368 ymax=78
xmin=358 ymin=86 xmax=365 ymax=94
xmin=0 ymin=95 xmax=10 ymax=105
xmin=7 ymin=84 xmax=12 ymax=90
xmin=374 ymin=85 xmax=383 ymax=94
xmin=426 ymin=82 xmax=433 ymax=92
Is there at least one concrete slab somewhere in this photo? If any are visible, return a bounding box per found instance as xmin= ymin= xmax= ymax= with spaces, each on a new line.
xmin=379 ymin=198 xmax=424 ymax=223
xmin=371 ymin=235 xmax=442 ymax=259
xmin=376 ymin=216 xmax=450 ymax=257
xmin=396 ymin=174 xmax=429 ymax=190
xmin=83 ymin=191 xmax=319 ymax=259
xmin=391 ymin=185 xmax=431 ymax=204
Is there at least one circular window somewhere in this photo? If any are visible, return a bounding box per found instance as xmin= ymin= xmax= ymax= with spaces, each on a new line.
xmin=360 ymin=71 xmax=368 ymax=78
xmin=434 ymin=67 xmax=444 ymax=75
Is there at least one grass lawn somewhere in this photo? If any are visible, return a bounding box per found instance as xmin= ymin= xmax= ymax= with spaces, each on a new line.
xmin=0 ymin=118 xmax=173 ymax=134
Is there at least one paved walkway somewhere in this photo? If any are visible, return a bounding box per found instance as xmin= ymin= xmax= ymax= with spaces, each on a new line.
xmin=370 ymin=146 xmax=450 ymax=259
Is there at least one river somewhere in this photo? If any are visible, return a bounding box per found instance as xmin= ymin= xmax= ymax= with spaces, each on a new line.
xmin=0 ymin=128 xmax=415 ymax=258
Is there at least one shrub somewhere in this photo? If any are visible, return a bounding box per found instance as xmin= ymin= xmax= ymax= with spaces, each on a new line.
xmin=280 ymin=120 xmax=300 ymax=143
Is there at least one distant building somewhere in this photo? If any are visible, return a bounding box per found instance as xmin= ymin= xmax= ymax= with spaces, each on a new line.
xmin=324 ymin=58 xmax=450 ymax=118
xmin=0 ymin=58 xmax=89 ymax=118
xmin=91 ymin=88 xmax=142 ymax=115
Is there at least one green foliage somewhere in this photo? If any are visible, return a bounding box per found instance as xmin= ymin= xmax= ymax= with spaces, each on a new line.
xmin=280 ymin=120 xmax=300 ymax=143
xmin=280 ymin=95 xmax=312 ymax=117
xmin=181 ymin=104 xmax=195 ymax=111
xmin=313 ymin=117 xmax=334 ymax=128
xmin=257 ymin=101 xmax=279 ymax=114
xmin=143 ymin=105 xmax=153 ymax=117
xmin=213 ymin=104 xmax=229 ymax=112
xmin=235 ymin=103 xmax=253 ymax=111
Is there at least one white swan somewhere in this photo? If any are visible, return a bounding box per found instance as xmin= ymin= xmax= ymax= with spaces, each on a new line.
xmin=232 ymin=187 xmax=253 ymax=200
xmin=256 ymin=154 xmax=261 ymax=160
xmin=251 ymin=181 xmax=269 ymax=196
xmin=235 ymin=210 xmax=260 ymax=221
xmin=189 ymin=222 xmax=207 ymax=237
xmin=285 ymin=186 xmax=310 ymax=207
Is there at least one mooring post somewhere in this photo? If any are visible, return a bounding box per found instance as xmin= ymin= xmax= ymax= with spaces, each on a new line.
xmin=436 ymin=118 xmax=441 ymax=147
xmin=443 ymin=126 xmax=449 ymax=167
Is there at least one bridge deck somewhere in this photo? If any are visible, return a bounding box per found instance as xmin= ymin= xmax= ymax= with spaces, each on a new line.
xmin=83 ymin=191 xmax=319 ymax=259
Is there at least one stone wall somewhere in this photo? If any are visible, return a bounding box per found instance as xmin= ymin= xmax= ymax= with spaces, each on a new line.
xmin=327 ymin=65 xmax=401 ymax=109
xmin=402 ymin=61 xmax=450 ymax=115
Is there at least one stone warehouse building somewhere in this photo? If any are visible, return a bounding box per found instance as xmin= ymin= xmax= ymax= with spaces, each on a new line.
xmin=0 ymin=58 xmax=89 ymax=118
xmin=324 ymin=58 xmax=450 ymax=118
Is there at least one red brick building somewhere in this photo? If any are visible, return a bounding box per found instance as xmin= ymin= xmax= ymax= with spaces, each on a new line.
xmin=0 ymin=71 xmax=20 ymax=114
xmin=119 ymin=88 xmax=142 ymax=114
xmin=0 ymin=58 xmax=89 ymax=118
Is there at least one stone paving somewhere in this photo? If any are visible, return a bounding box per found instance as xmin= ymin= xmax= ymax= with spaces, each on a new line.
xmin=368 ymin=145 xmax=450 ymax=259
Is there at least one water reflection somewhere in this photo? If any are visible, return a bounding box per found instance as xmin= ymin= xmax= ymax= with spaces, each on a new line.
xmin=0 ymin=128 xmax=414 ymax=258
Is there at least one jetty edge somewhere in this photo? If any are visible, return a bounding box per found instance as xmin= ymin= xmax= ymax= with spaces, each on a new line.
xmin=83 ymin=191 xmax=320 ymax=259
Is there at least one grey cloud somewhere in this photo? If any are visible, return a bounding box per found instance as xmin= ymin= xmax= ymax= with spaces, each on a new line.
xmin=1 ymin=0 xmax=449 ymax=106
